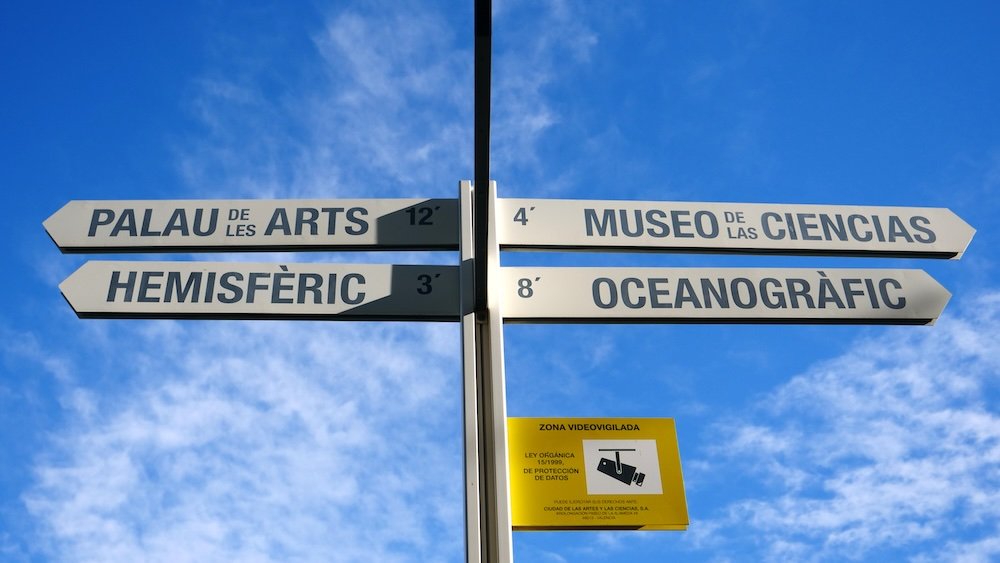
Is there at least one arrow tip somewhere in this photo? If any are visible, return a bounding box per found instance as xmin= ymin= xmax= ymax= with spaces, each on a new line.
xmin=945 ymin=209 xmax=976 ymax=260
xmin=43 ymin=202 xmax=76 ymax=253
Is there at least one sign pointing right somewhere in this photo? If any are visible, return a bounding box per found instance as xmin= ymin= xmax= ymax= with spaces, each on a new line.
xmin=498 ymin=199 xmax=975 ymax=259
xmin=501 ymin=267 xmax=951 ymax=325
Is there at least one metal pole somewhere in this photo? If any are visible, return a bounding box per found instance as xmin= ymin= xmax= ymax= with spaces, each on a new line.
xmin=481 ymin=181 xmax=512 ymax=562
xmin=460 ymin=181 xmax=513 ymax=563
xmin=459 ymin=181 xmax=482 ymax=563
xmin=471 ymin=1 xmax=510 ymax=559
xmin=473 ymin=0 xmax=491 ymax=313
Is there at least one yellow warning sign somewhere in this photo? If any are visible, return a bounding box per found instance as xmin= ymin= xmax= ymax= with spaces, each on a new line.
xmin=508 ymin=417 xmax=688 ymax=531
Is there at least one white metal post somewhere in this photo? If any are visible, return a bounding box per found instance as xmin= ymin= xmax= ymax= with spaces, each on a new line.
xmin=460 ymin=180 xmax=513 ymax=563
xmin=460 ymin=181 xmax=482 ymax=563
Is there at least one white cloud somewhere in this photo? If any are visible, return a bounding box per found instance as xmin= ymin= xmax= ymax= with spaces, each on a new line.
xmin=492 ymin=0 xmax=598 ymax=192
xmin=689 ymin=293 xmax=1000 ymax=562
xmin=174 ymin=0 xmax=604 ymax=203
xmin=310 ymin=5 xmax=472 ymax=191
xmin=177 ymin=2 xmax=471 ymax=200
xmin=24 ymin=321 xmax=464 ymax=562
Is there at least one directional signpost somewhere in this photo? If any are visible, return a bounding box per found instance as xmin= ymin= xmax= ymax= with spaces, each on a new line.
xmin=44 ymin=192 xmax=976 ymax=563
xmin=44 ymin=2 xmax=979 ymax=560
xmin=46 ymin=196 xmax=975 ymax=563
xmin=44 ymin=198 xmax=459 ymax=252
xmin=497 ymin=198 xmax=975 ymax=259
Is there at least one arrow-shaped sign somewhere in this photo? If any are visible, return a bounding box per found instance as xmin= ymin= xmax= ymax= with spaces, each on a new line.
xmin=497 ymin=199 xmax=975 ymax=259
xmin=44 ymin=199 xmax=459 ymax=252
xmin=60 ymin=261 xmax=460 ymax=321
xmin=501 ymin=267 xmax=951 ymax=324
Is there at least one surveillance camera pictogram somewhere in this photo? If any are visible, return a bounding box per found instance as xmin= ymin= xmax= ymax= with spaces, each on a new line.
xmin=583 ymin=439 xmax=663 ymax=495
xmin=597 ymin=448 xmax=646 ymax=486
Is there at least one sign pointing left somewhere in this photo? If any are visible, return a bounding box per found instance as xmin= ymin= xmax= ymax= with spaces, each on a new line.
xmin=60 ymin=261 xmax=460 ymax=321
xmin=44 ymin=199 xmax=459 ymax=252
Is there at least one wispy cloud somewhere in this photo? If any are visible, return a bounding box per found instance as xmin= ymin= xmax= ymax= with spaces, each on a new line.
xmin=24 ymin=321 xmax=463 ymax=562
xmin=177 ymin=0 xmax=601 ymax=201
xmin=491 ymin=0 xmax=597 ymax=194
xmin=688 ymin=293 xmax=1000 ymax=562
xmin=311 ymin=5 xmax=472 ymax=192
xmin=178 ymin=1 xmax=471 ymax=200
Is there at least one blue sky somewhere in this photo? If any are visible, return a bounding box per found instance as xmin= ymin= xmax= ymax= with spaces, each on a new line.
xmin=1 ymin=1 xmax=998 ymax=561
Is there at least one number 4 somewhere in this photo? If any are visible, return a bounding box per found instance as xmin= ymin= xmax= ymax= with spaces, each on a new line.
xmin=513 ymin=206 xmax=534 ymax=225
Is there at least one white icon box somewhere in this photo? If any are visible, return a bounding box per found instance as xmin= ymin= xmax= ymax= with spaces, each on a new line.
xmin=582 ymin=439 xmax=662 ymax=495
